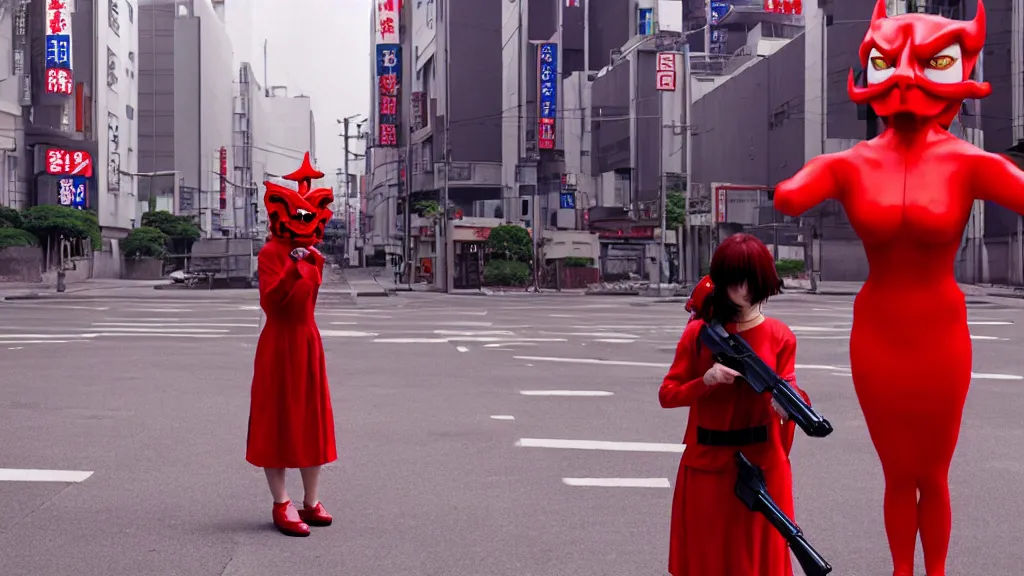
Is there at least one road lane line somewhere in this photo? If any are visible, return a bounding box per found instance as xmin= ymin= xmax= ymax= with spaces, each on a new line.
xmin=519 ymin=390 xmax=613 ymax=397
xmin=0 ymin=468 xmax=93 ymax=482
xmin=562 ymin=477 xmax=671 ymax=488
xmin=515 ymin=438 xmax=685 ymax=453
xmin=490 ymin=415 xmax=515 ymax=421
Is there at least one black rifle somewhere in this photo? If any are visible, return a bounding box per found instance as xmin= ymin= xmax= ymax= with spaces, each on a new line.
xmin=735 ymin=452 xmax=833 ymax=576
xmin=699 ymin=321 xmax=834 ymax=438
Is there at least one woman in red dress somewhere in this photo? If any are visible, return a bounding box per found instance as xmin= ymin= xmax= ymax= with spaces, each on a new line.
xmin=660 ymin=233 xmax=810 ymax=576
xmin=246 ymin=153 xmax=338 ymax=537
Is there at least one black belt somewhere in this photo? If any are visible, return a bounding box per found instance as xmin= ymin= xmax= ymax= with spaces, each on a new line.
xmin=696 ymin=425 xmax=768 ymax=446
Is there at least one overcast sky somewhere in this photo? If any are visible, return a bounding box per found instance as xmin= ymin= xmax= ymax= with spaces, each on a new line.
xmin=226 ymin=0 xmax=371 ymax=182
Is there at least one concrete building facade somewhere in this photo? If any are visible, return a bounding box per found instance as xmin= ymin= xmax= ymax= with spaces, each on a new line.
xmin=138 ymin=0 xmax=235 ymax=237
xmin=0 ymin=2 xmax=28 ymax=210
xmin=233 ymin=61 xmax=317 ymax=238
xmin=96 ymin=0 xmax=140 ymax=235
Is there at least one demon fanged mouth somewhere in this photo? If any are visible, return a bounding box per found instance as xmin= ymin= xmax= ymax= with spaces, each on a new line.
xmin=847 ymin=0 xmax=990 ymax=127
xmin=263 ymin=153 xmax=335 ymax=246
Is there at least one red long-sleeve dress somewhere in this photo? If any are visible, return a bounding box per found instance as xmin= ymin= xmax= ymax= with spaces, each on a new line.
xmin=660 ymin=317 xmax=808 ymax=576
xmin=246 ymin=239 xmax=337 ymax=469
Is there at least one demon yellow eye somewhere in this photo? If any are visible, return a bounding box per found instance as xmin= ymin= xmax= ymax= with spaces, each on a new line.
xmin=928 ymin=55 xmax=957 ymax=70
xmin=870 ymin=57 xmax=891 ymax=70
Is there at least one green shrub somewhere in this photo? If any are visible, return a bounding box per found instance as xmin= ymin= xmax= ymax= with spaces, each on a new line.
xmin=122 ymin=227 xmax=170 ymax=259
xmin=564 ymin=256 xmax=593 ymax=268
xmin=0 ymin=206 xmax=23 ymax=229
xmin=486 ymin=224 xmax=532 ymax=262
xmin=140 ymin=210 xmax=201 ymax=240
xmin=20 ymin=205 xmax=101 ymax=250
xmin=483 ymin=260 xmax=531 ymax=286
xmin=775 ymin=259 xmax=806 ymax=277
xmin=0 ymin=228 xmax=39 ymax=250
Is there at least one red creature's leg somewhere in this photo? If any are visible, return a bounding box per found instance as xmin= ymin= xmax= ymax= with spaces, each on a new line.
xmin=852 ymin=320 xmax=970 ymax=576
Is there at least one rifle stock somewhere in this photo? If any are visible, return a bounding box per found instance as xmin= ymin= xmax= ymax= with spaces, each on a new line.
xmin=735 ymin=452 xmax=832 ymax=576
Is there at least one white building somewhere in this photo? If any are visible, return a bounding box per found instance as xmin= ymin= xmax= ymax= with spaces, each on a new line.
xmin=0 ymin=4 xmax=27 ymax=209
xmin=234 ymin=62 xmax=317 ymax=236
xmin=96 ymin=0 xmax=140 ymax=234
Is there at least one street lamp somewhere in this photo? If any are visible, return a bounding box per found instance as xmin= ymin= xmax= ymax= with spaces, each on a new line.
xmin=337 ymin=115 xmax=367 ymax=268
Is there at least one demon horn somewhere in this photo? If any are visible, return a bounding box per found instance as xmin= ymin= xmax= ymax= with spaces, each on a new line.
xmin=971 ymin=0 xmax=987 ymax=47
xmin=870 ymin=0 xmax=887 ymax=24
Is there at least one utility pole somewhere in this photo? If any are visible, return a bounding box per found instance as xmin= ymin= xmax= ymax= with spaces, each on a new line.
xmin=340 ymin=114 xmax=365 ymax=269
xmin=442 ymin=0 xmax=452 ymax=293
xmin=403 ymin=126 xmax=413 ymax=288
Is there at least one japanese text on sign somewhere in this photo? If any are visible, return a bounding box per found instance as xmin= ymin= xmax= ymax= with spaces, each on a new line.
xmin=45 ymin=148 xmax=94 ymax=178
xmin=376 ymin=43 xmax=402 ymax=148
xmin=45 ymin=0 xmax=74 ymax=95
xmin=763 ymin=0 xmax=802 ymax=14
xmin=537 ymin=43 xmax=558 ymax=150
xmin=656 ymin=52 xmax=676 ymax=91
xmin=376 ymin=0 xmax=401 ymax=44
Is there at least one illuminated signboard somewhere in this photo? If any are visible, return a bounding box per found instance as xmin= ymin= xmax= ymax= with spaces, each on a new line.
xmin=219 ymin=146 xmax=228 ymax=209
xmin=58 ymin=177 xmax=88 ymax=209
xmin=45 ymin=0 xmax=74 ymax=95
xmin=764 ymin=0 xmax=803 ymax=14
xmin=537 ymin=43 xmax=557 ymax=150
xmin=45 ymin=148 xmax=93 ymax=178
xmin=377 ymin=44 xmax=401 ymax=147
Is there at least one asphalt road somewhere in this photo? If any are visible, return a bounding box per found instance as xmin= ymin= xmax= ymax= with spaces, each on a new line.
xmin=1 ymin=290 xmax=1023 ymax=576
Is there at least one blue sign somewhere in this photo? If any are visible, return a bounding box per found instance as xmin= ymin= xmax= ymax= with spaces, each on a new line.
xmin=45 ymin=35 xmax=71 ymax=69
xmin=638 ymin=8 xmax=654 ymax=36
xmin=710 ymin=2 xmax=730 ymax=25
xmin=538 ymin=43 xmax=558 ymax=149
xmin=559 ymin=192 xmax=576 ymax=210
xmin=376 ymin=44 xmax=401 ymax=77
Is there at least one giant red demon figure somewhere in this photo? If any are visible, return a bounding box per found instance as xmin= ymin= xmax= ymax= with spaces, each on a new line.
xmin=246 ymin=152 xmax=338 ymax=537
xmin=774 ymin=1 xmax=1024 ymax=573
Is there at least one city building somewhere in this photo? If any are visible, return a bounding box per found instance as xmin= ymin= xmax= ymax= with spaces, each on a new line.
xmin=22 ymin=0 xmax=100 ymax=217
xmin=682 ymin=0 xmax=1023 ymax=283
xmin=233 ymin=62 xmax=318 ymax=238
xmin=0 ymin=2 xmax=28 ymax=210
xmin=366 ymin=0 xmax=505 ymax=289
xmin=138 ymin=0 xmax=235 ymax=237
xmin=97 ymin=0 xmax=141 ymax=236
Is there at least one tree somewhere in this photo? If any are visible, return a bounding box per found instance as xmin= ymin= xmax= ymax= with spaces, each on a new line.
xmin=666 ymin=191 xmax=686 ymax=229
xmin=485 ymin=224 xmax=532 ymax=262
xmin=122 ymin=227 xmax=170 ymax=259
xmin=20 ymin=206 xmax=101 ymax=250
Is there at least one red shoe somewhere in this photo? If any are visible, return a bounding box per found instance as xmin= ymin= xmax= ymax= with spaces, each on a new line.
xmin=272 ymin=501 xmax=310 ymax=537
xmin=298 ymin=501 xmax=333 ymax=527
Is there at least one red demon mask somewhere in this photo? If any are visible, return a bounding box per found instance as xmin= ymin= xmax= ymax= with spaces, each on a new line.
xmin=263 ymin=152 xmax=334 ymax=247
xmin=847 ymin=0 xmax=990 ymax=128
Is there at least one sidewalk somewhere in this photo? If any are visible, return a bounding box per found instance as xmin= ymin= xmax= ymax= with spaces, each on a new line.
xmin=0 ymin=279 xmax=180 ymax=301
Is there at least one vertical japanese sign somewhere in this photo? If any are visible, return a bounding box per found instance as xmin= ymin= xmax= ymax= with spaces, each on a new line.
xmin=537 ymin=43 xmax=557 ymax=150
xmin=376 ymin=0 xmax=400 ymax=44
xmin=13 ymin=1 xmax=31 ymax=106
xmin=377 ymin=44 xmax=401 ymax=147
xmin=656 ymin=53 xmax=677 ymax=91
xmin=44 ymin=0 xmax=74 ymax=95
xmin=219 ymin=146 xmax=228 ymax=210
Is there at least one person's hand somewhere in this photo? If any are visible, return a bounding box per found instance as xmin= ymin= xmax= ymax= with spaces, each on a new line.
xmin=304 ymin=246 xmax=322 ymax=264
xmin=289 ymin=247 xmax=310 ymax=262
xmin=703 ymin=363 xmax=740 ymax=387
xmin=771 ymin=398 xmax=789 ymax=420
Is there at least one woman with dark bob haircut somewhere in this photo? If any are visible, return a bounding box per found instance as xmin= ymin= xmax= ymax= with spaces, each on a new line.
xmin=659 ymin=233 xmax=811 ymax=576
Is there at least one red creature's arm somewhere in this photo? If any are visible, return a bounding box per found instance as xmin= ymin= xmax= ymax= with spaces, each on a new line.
xmin=971 ymin=152 xmax=1024 ymax=214
xmin=258 ymin=248 xmax=304 ymax=310
xmin=773 ymin=153 xmax=845 ymax=217
xmin=775 ymin=324 xmax=811 ymax=456
xmin=659 ymin=321 xmax=711 ymax=409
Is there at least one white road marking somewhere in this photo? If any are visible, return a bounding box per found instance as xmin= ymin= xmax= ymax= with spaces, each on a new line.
xmin=0 ymin=340 xmax=81 ymax=344
xmin=972 ymin=373 xmax=1024 ymax=380
xmin=85 ymin=327 xmax=229 ymax=333
xmin=513 ymin=356 xmax=669 ymax=368
xmin=831 ymin=372 xmax=852 ymax=377
xmin=562 ymin=477 xmax=671 ymax=488
xmin=456 ymin=346 xmax=469 ymax=352
xmin=490 ymin=415 xmax=515 ymax=421
xmin=593 ymin=339 xmax=637 ymax=343
xmin=7 ymin=347 xmax=22 ymax=350
xmin=968 ymin=321 xmax=1014 ymax=325
xmin=0 ymin=468 xmax=94 ymax=482
xmin=516 ymin=438 xmax=686 ymax=453
xmin=789 ymin=326 xmax=849 ymax=332
xmin=376 ymin=337 xmax=566 ymax=343
xmin=122 ymin=308 xmax=194 ymax=313
xmin=434 ymin=330 xmax=516 ymax=336
xmin=970 ymin=335 xmax=1001 ymax=340
xmin=542 ymin=331 xmax=642 ymax=338
xmin=320 ymin=330 xmax=378 ymax=337
xmin=329 ymin=321 xmax=358 ymax=325
xmin=93 ymin=322 xmax=257 ymax=327
xmin=519 ymin=390 xmax=613 ymax=397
